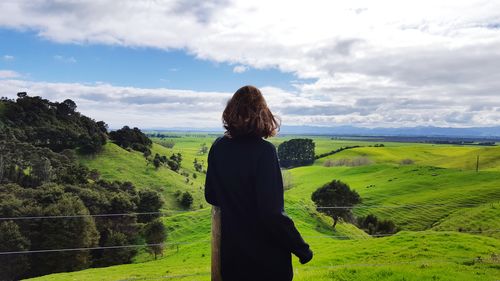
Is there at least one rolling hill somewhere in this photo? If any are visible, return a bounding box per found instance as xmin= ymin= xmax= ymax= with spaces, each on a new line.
xmin=29 ymin=136 xmax=500 ymax=280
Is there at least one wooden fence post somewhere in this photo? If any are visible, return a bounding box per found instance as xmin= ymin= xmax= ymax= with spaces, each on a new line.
xmin=211 ymin=206 xmax=222 ymax=281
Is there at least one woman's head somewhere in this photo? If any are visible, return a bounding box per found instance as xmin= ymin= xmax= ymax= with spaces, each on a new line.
xmin=222 ymin=85 xmax=280 ymax=139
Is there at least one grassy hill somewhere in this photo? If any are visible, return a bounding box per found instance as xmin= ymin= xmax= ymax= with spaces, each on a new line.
xmin=79 ymin=142 xmax=208 ymax=210
xmin=31 ymin=135 xmax=500 ymax=280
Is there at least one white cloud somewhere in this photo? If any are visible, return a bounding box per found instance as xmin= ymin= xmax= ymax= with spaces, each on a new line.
xmin=0 ymin=70 xmax=20 ymax=79
xmin=0 ymin=1 xmax=499 ymax=127
xmin=2 ymin=55 xmax=14 ymax=61
xmin=232 ymin=65 xmax=248 ymax=73
xmin=0 ymin=79 xmax=499 ymax=129
xmin=53 ymin=55 xmax=77 ymax=63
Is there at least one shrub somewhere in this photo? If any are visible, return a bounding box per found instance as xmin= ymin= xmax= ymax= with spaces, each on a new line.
xmin=357 ymin=214 xmax=398 ymax=235
xmin=179 ymin=191 xmax=193 ymax=209
xmin=400 ymin=158 xmax=415 ymax=165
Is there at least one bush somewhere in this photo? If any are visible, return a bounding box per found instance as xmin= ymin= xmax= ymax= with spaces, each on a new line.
xmin=357 ymin=214 xmax=397 ymax=236
xmin=178 ymin=191 xmax=193 ymax=209
xmin=400 ymin=158 xmax=414 ymax=165
xmin=0 ymin=221 xmax=30 ymax=281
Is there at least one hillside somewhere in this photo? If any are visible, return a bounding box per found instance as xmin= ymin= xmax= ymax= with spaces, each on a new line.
xmin=30 ymin=136 xmax=500 ymax=280
xmin=78 ymin=142 xmax=207 ymax=210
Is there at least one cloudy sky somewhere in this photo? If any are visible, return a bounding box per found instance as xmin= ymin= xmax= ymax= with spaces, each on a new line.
xmin=0 ymin=0 xmax=499 ymax=129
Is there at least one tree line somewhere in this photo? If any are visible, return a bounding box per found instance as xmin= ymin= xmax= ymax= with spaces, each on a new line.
xmin=0 ymin=93 xmax=165 ymax=280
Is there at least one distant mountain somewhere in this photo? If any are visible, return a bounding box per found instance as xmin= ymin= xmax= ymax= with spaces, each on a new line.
xmin=278 ymin=125 xmax=500 ymax=138
xmin=143 ymin=125 xmax=500 ymax=138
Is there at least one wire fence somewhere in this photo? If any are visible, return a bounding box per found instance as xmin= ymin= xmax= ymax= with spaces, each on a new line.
xmin=1 ymin=229 xmax=498 ymax=256
xmin=1 ymin=202 xmax=498 ymax=280
xmin=1 ymin=202 xmax=498 ymax=221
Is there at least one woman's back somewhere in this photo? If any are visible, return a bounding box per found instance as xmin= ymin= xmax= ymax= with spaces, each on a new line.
xmin=205 ymin=86 xmax=312 ymax=281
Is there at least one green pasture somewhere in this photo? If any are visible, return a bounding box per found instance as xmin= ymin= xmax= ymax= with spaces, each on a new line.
xmin=33 ymin=134 xmax=500 ymax=280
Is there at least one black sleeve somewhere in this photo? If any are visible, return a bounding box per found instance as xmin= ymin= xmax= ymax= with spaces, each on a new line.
xmin=204 ymin=139 xmax=219 ymax=206
xmin=255 ymin=142 xmax=313 ymax=264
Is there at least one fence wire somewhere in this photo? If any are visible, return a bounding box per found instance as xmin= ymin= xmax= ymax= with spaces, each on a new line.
xmin=1 ymin=229 xmax=498 ymax=255
xmin=1 ymin=202 xmax=497 ymax=221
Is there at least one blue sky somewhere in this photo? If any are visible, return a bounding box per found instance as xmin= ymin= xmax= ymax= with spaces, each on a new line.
xmin=0 ymin=1 xmax=499 ymax=129
xmin=0 ymin=29 xmax=300 ymax=92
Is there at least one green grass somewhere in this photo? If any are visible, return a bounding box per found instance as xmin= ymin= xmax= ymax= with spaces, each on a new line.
xmin=315 ymin=145 xmax=500 ymax=171
xmin=32 ymin=135 xmax=500 ymax=280
xmin=432 ymin=203 xmax=500 ymax=238
xmin=29 ymin=231 xmax=500 ymax=281
xmin=287 ymin=164 xmax=500 ymax=231
xmin=78 ymin=142 xmax=207 ymax=210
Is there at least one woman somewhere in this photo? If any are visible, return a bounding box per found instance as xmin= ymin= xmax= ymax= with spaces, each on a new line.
xmin=205 ymin=85 xmax=313 ymax=281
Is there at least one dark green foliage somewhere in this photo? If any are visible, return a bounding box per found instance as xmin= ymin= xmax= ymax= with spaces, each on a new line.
xmin=94 ymin=231 xmax=136 ymax=267
xmin=89 ymin=169 xmax=101 ymax=181
xmin=109 ymin=126 xmax=152 ymax=155
xmin=144 ymin=219 xmax=167 ymax=259
xmin=193 ymin=158 xmax=203 ymax=172
xmin=277 ymin=138 xmax=315 ymax=168
xmin=0 ymin=95 xmax=165 ymax=278
xmin=315 ymin=145 xmax=361 ymax=159
xmin=153 ymin=154 xmax=162 ymax=169
xmin=311 ymin=180 xmax=361 ymax=228
xmin=137 ymin=190 xmax=164 ymax=223
xmin=151 ymin=153 xmax=172 ymax=170
xmin=167 ymin=153 xmax=182 ymax=172
xmin=0 ymin=139 xmax=87 ymax=187
xmin=26 ymin=193 xmax=99 ymax=276
xmin=0 ymin=94 xmax=107 ymax=154
xmin=198 ymin=143 xmax=208 ymax=154
xmin=0 ymin=181 xmax=163 ymax=277
xmin=357 ymin=214 xmax=398 ymax=235
xmin=0 ymin=221 xmax=30 ymax=281
xmin=178 ymin=191 xmax=193 ymax=209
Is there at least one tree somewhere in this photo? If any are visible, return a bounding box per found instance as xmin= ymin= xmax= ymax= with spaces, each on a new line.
xmin=96 ymin=121 xmax=108 ymax=134
xmin=193 ymin=158 xmax=203 ymax=172
xmin=277 ymin=138 xmax=315 ymax=168
xmin=311 ymin=180 xmax=361 ymax=228
xmin=137 ymin=190 xmax=164 ymax=223
xmin=31 ymin=156 xmax=52 ymax=184
xmin=94 ymin=231 xmax=136 ymax=267
xmin=109 ymin=126 xmax=152 ymax=155
xmin=179 ymin=191 xmax=193 ymax=209
xmin=27 ymin=195 xmax=99 ymax=276
xmin=1 ymin=93 xmax=106 ymax=154
xmin=198 ymin=143 xmax=208 ymax=154
xmin=153 ymin=154 xmax=162 ymax=169
xmin=144 ymin=219 xmax=167 ymax=259
xmin=0 ymin=221 xmax=30 ymax=281
xmin=168 ymin=153 xmax=182 ymax=172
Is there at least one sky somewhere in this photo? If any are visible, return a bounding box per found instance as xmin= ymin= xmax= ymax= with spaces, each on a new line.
xmin=0 ymin=0 xmax=499 ymax=129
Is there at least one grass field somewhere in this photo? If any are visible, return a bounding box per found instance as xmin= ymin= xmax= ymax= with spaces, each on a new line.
xmin=30 ymin=134 xmax=500 ymax=280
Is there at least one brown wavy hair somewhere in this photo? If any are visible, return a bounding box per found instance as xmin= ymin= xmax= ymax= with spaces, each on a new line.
xmin=222 ymin=85 xmax=280 ymax=139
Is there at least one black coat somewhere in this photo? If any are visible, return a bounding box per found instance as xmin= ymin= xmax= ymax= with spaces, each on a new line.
xmin=205 ymin=135 xmax=312 ymax=281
